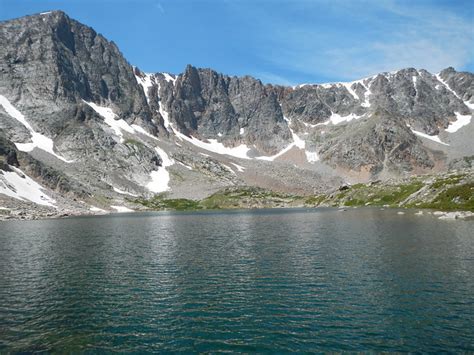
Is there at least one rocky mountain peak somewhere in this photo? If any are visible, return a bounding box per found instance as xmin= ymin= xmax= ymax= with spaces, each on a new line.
xmin=0 ymin=11 xmax=473 ymax=214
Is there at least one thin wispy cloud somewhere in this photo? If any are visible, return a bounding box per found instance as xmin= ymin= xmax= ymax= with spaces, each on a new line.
xmin=230 ymin=0 xmax=474 ymax=83
xmin=154 ymin=1 xmax=165 ymax=13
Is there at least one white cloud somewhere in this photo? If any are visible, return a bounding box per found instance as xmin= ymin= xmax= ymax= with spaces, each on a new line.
xmin=256 ymin=71 xmax=295 ymax=86
xmin=154 ymin=1 xmax=165 ymax=13
xmin=241 ymin=0 xmax=474 ymax=82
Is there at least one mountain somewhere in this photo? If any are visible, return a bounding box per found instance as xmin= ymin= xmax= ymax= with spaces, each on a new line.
xmin=0 ymin=11 xmax=473 ymax=217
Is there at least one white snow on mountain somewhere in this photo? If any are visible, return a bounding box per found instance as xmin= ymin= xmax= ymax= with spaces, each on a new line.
xmin=435 ymin=74 xmax=460 ymax=99
xmin=146 ymin=145 xmax=175 ymax=193
xmin=446 ymin=112 xmax=472 ymax=133
xmin=0 ymin=94 xmax=73 ymax=163
xmin=110 ymin=205 xmax=134 ymax=213
xmin=90 ymin=206 xmax=106 ymax=213
xmin=0 ymin=166 xmax=56 ymax=206
xmin=411 ymin=129 xmax=449 ymax=146
xmin=83 ymin=100 xmax=136 ymax=142
xmin=341 ymin=82 xmax=359 ymax=100
xmin=327 ymin=112 xmax=363 ymax=125
xmin=162 ymin=73 xmax=177 ymax=84
xmin=156 ymin=83 xmax=172 ymax=131
xmin=257 ymin=116 xmax=319 ymax=163
xmin=172 ymin=126 xmax=252 ymax=160
xmin=305 ymin=151 xmax=320 ymax=163
xmin=135 ymin=72 xmax=155 ymax=103
xmin=113 ymin=186 xmax=138 ymax=197
xmin=231 ymin=163 xmax=245 ymax=172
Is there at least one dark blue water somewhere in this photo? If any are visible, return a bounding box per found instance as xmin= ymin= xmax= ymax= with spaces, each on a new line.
xmin=0 ymin=208 xmax=473 ymax=352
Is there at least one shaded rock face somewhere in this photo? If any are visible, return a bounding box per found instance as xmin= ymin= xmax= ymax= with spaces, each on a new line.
xmin=0 ymin=11 xmax=162 ymax=137
xmin=438 ymin=67 xmax=474 ymax=103
xmin=0 ymin=130 xmax=19 ymax=167
xmin=161 ymin=65 xmax=292 ymax=154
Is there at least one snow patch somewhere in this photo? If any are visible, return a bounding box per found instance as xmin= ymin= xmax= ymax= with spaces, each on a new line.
xmin=113 ymin=186 xmax=138 ymax=197
xmin=222 ymin=164 xmax=236 ymax=174
xmin=172 ymin=129 xmax=252 ymax=159
xmin=240 ymin=127 xmax=245 ymax=135
xmin=0 ymin=166 xmax=56 ymax=207
xmin=146 ymin=146 xmax=175 ymax=193
xmin=90 ymin=206 xmax=106 ymax=213
xmin=312 ymin=76 xmax=373 ymax=107
xmin=156 ymin=84 xmax=172 ymax=131
xmin=178 ymin=161 xmax=193 ymax=170
xmin=111 ymin=205 xmax=134 ymax=213
xmin=435 ymin=73 xmax=473 ymax=110
xmin=162 ymin=73 xmax=176 ymax=84
xmin=320 ymin=83 xmax=333 ymax=89
xmin=465 ymin=101 xmax=474 ymax=110
xmin=445 ymin=112 xmax=472 ymax=133
xmin=411 ymin=129 xmax=449 ymax=146
xmin=361 ymin=85 xmax=372 ymax=108
xmin=135 ymin=73 xmax=154 ymax=103
xmin=341 ymin=82 xmax=359 ymax=100
xmin=328 ymin=112 xmax=363 ymax=125
xmin=0 ymin=95 xmax=73 ymax=162
xmin=305 ymin=151 xmax=320 ymax=163
xmin=231 ymin=162 xmax=245 ymax=172
xmin=84 ymin=100 xmax=136 ymax=142
xmin=257 ymin=115 xmax=318 ymax=163
xmin=256 ymin=142 xmax=296 ymax=162
xmin=435 ymin=74 xmax=460 ymax=99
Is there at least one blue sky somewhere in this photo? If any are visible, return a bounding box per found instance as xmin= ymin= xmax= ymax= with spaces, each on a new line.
xmin=1 ymin=0 xmax=473 ymax=85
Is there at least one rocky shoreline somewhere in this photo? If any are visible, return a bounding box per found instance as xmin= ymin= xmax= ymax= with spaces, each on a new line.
xmin=1 ymin=203 xmax=473 ymax=223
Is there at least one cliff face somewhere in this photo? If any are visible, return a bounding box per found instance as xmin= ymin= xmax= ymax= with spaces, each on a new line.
xmin=0 ymin=11 xmax=473 ymax=214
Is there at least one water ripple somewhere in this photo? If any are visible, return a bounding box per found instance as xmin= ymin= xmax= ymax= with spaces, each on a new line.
xmin=0 ymin=208 xmax=473 ymax=352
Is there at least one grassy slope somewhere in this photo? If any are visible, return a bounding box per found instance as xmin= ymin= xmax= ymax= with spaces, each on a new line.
xmin=133 ymin=170 xmax=474 ymax=212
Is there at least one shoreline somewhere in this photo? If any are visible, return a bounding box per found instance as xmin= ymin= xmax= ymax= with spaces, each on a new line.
xmin=1 ymin=205 xmax=473 ymax=222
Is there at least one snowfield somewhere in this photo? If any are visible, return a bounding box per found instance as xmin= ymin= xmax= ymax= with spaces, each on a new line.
xmin=146 ymin=146 xmax=175 ymax=193
xmin=0 ymin=166 xmax=56 ymax=207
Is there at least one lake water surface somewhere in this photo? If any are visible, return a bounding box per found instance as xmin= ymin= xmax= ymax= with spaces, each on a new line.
xmin=0 ymin=208 xmax=473 ymax=352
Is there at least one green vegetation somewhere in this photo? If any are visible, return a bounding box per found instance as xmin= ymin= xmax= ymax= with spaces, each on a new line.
xmin=200 ymin=186 xmax=300 ymax=210
xmin=123 ymin=138 xmax=144 ymax=147
xmin=304 ymin=195 xmax=327 ymax=206
xmin=417 ymin=183 xmax=474 ymax=211
xmin=430 ymin=174 xmax=466 ymax=189
xmin=132 ymin=171 xmax=473 ymax=213
xmin=334 ymin=180 xmax=424 ymax=207
xmin=133 ymin=194 xmax=201 ymax=211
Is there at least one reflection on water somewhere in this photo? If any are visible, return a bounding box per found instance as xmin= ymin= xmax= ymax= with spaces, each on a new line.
xmin=0 ymin=208 xmax=473 ymax=352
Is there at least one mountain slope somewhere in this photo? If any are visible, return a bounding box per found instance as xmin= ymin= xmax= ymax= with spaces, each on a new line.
xmin=0 ymin=11 xmax=473 ymax=216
